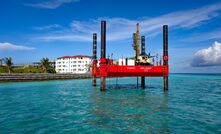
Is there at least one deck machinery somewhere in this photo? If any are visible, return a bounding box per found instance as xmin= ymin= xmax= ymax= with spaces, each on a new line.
xmin=92 ymin=20 xmax=169 ymax=91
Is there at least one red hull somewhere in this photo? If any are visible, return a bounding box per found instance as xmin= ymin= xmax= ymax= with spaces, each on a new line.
xmin=92 ymin=58 xmax=169 ymax=77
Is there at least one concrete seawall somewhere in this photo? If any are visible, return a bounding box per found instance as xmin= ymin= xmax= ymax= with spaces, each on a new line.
xmin=0 ymin=73 xmax=92 ymax=82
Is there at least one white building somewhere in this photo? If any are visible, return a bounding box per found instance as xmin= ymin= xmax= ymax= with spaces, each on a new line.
xmin=55 ymin=55 xmax=92 ymax=74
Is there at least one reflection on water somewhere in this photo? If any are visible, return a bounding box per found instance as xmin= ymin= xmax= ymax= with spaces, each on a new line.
xmin=0 ymin=75 xmax=221 ymax=133
xmin=89 ymin=84 xmax=170 ymax=133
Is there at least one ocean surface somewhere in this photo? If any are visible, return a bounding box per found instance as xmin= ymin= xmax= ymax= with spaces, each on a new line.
xmin=0 ymin=74 xmax=220 ymax=134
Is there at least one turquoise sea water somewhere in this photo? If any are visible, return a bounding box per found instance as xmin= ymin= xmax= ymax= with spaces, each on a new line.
xmin=0 ymin=74 xmax=220 ymax=134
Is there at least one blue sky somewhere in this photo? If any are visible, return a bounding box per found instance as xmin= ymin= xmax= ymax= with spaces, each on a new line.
xmin=0 ymin=0 xmax=221 ymax=73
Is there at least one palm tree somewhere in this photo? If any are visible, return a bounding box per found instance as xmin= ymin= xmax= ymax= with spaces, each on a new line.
xmin=4 ymin=57 xmax=13 ymax=74
xmin=40 ymin=58 xmax=50 ymax=73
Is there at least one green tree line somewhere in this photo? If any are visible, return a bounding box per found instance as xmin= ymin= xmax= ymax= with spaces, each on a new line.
xmin=0 ymin=57 xmax=56 ymax=73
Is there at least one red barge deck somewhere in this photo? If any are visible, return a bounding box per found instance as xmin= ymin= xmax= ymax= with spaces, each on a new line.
xmin=91 ymin=21 xmax=169 ymax=91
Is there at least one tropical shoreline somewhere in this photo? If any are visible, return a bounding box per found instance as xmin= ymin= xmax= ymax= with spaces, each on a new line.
xmin=0 ymin=73 xmax=92 ymax=82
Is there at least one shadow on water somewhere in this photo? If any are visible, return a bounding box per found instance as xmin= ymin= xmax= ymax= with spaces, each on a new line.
xmin=88 ymin=85 xmax=170 ymax=133
xmin=107 ymin=84 xmax=158 ymax=90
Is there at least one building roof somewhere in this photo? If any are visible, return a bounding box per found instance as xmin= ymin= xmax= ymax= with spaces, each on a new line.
xmin=57 ymin=55 xmax=92 ymax=59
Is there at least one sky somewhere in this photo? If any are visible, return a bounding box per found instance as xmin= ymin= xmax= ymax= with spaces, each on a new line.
xmin=0 ymin=0 xmax=221 ymax=73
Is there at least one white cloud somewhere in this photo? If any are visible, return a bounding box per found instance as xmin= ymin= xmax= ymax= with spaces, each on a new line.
xmin=184 ymin=29 xmax=221 ymax=42
xmin=0 ymin=42 xmax=36 ymax=51
xmin=191 ymin=41 xmax=221 ymax=67
xmin=38 ymin=34 xmax=92 ymax=42
xmin=26 ymin=0 xmax=79 ymax=9
xmin=35 ymin=2 xmax=221 ymax=42
xmin=34 ymin=24 xmax=62 ymax=30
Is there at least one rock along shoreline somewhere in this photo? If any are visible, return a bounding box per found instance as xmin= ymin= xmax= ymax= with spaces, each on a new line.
xmin=0 ymin=73 xmax=92 ymax=82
